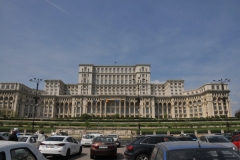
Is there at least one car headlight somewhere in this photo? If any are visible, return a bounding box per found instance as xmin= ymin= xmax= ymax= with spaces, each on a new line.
xmin=233 ymin=146 xmax=237 ymax=151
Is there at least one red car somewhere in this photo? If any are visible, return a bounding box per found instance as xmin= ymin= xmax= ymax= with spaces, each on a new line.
xmin=90 ymin=136 xmax=117 ymax=159
xmin=231 ymin=135 xmax=240 ymax=150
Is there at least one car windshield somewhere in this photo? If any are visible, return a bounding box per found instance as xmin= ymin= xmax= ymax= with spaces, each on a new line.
xmin=207 ymin=136 xmax=229 ymax=143
xmin=108 ymin=135 xmax=117 ymax=138
xmin=167 ymin=148 xmax=240 ymax=160
xmin=18 ymin=137 xmax=28 ymax=142
xmin=83 ymin=135 xmax=94 ymax=139
xmin=94 ymin=137 xmax=113 ymax=142
xmin=45 ymin=137 xmax=64 ymax=141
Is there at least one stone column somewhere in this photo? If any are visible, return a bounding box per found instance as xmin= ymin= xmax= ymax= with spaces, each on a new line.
xmin=104 ymin=100 xmax=107 ymax=117
xmin=124 ymin=100 xmax=126 ymax=117
xmin=151 ymin=98 xmax=155 ymax=118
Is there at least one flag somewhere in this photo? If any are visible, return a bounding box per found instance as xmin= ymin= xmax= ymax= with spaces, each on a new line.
xmin=106 ymin=99 xmax=109 ymax=103
xmin=115 ymin=100 xmax=119 ymax=103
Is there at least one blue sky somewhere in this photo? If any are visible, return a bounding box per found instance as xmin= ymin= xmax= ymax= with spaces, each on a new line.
xmin=1 ymin=0 xmax=240 ymax=116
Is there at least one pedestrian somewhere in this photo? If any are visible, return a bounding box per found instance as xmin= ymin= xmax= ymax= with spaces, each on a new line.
xmin=8 ymin=128 xmax=18 ymax=141
xmin=36 ymin=130 xmax=45 ymax=149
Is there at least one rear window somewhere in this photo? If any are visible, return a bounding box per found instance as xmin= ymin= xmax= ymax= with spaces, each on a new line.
xmin=107 ymin=135 xmax=118 ymax=138
xmin=45 ymin=137 xmax=64 ymax=141
xmin=132 ymin=137 xmax=146 ymax=144
xmin=18 ymin=137 xmax=28 ymax=142
xmin=94 ymin=137 xmax=114 ymax=142
xmin=83 ymin=135 xmax=94 ymax=139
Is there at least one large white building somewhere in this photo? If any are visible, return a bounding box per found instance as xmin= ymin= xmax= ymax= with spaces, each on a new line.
xmin=0 ymin=64 xmax=231 ymax=119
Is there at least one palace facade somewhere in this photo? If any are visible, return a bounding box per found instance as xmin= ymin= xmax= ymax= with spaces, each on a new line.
xmin=0 ymin=64 xmax=231 ymax=119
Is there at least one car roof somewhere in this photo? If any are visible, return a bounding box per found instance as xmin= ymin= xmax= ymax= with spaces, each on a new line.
xmin=201 ymin=134 xmax=224 ymax=137
xmin=156 ymin=141 xmax=230 ymax=150
xmin=50 ymin=135 xmax=70 ymax=137
xmin=137 ymin=134 xmax=171 ymax=138
xmin=0 ymin=141 xmax=33 ymax=147
xmin=18 ymin=135 xmax=35 ymax=137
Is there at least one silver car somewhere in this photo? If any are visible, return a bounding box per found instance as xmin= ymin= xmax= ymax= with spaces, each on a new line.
xmin=0 ymin=132 xmax=9 ymax=140
xmin=18 ymin=135 xmax=38 ymax=146
xmin=0 ymin=141 xmax=47 ymax=160
xmin=199 ymin=134 xmax=238 ymax=151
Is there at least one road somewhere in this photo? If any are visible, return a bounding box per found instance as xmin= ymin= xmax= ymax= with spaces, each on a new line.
xmin=46 ymin=141 xmax=128 ymax=160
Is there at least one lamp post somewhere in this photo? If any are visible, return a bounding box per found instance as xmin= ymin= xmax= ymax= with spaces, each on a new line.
xmin=131 ymin=77 xmax=145 ymax=135
xmin=213 ymin=78 xmax=230 ymax=132
xmin=29 ymin=78 xmax=43 ymax=134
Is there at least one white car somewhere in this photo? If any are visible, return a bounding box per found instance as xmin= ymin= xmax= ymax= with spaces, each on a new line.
xmin=107 ymin=134 xmax=121 ymax=147
xmin=0 ymin=141 xmax=47 ymax=160
xmin=39 ymin=135 xmax=82 ymax=159
xmin=81 ymin=134 xmax=94 ymax=147
xmin=0 ymin=132 xmax=9 ymax=140
xmin=18 ymin=135 xmax=38 ymax=147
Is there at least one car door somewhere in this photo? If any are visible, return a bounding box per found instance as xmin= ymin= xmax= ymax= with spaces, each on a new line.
xmin=232 ymin=135 xmax=240 ymax=149
xmin=72 ymin=137 xmax=80 ymax=153
xmin=147 ymin=137 xmax=163 ymax=154
xmin=66 ymin=137 xmax=75 ymax=154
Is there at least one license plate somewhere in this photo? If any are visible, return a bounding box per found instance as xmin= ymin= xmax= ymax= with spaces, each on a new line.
xmin=99 ymin=146 xmax=107 ymax=149
xmin=46 ymin=144 xmax=54 ymax=148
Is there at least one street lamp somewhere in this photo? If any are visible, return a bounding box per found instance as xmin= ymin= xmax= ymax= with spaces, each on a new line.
xmin=131 ymin=77 xmax=145 ymax=135
xmin=29 ymin=78 xmax=43 ymax=134
xmin=213 ymin=78 xmax=230 ymax=132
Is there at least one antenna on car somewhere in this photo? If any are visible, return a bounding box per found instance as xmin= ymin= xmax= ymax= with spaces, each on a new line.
xmin=197 ymin=140 xmax=201 ymax=148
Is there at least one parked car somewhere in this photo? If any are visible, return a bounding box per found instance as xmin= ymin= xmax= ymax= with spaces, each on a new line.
xmin=215 ymin=133 xmax=232 ymax=140
xmin=18 ymin=133 xmax=33 ymax=136
xmin=39 ymin=135 xmax=82 ymax=159
xmin=231 ymin=131 xmax=240 ymax=137
xmin=81 ymin=134 xmax=94 ymax=147
xmin=90 ymin=136 xmax=117 ymax=159
xmin=180 ymin=133 xmax=198 ymax=141
xmin=199 ymin=134 xmax=238 ymax=151
xmin=0 ymin=132 xmax=9 ymax=140
xmin=124 ymin=135 xmax=178 ymax=160
xmin=107 ymin=134 xmax=121 ymax=147
xmin=175 ymin=136 xmax=193 ymax=141
xmin=33 ymin=134 xmax=48 ymax=139
xmin=51 ymin=131 xmax=68 ymax=136
xmin=0 ymin=141 xmax=47 ymax=160
xmin=231 ymin=135 xmax=240 ymax=150
xmin=89 ymin=133 xmax=103 ymax=138
xmin=18 ymin=135 xmax=38 ymax=147
xmin=150 ymin=141 xmax=240 ymax=160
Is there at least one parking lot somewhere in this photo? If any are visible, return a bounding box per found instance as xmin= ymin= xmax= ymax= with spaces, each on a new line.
xmin=46 ymin=141 xmax=128 ymax=160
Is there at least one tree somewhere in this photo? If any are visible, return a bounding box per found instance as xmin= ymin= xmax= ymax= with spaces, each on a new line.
xmin=81 ymin=113 xmax=90 ymax=119
xmin=0 ymin=109 xmax=16 ymax=118
xmin=235 ymin=109 xmax=240 ymax=118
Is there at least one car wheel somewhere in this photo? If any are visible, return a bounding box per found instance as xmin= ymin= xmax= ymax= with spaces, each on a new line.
xmin=136 ymin=154 xmax=149 ymax=160
xmin=65 ymin=149 xmax=70 ymax=159
xmin=78 ymin=147 xmax=82 ymax=155
xmin=90 ymin=155 xmax=94 ymax=159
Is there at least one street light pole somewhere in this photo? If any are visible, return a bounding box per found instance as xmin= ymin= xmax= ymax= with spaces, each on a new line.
xmin=132 ymin=77 xmax=145 ymax=135
xmin=213 ymin=78 xmax=230 ymax=132
xmin=29 ymin=78 xmax=43 ymax=134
